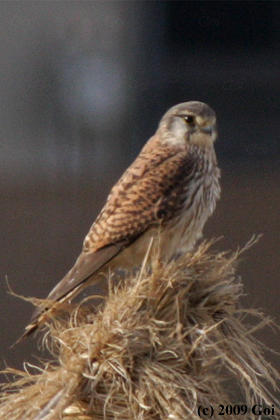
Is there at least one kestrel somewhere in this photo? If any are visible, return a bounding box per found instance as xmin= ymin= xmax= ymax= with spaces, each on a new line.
xmin=23 ymin=101 xmax=220 ymax=338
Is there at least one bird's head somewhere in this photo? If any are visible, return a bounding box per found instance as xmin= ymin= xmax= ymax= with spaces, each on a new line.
xmin=159 ymin=101 xmax=217 ymax=148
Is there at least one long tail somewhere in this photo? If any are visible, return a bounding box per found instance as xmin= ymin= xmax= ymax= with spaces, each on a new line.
xmin=15 ymin=242 xmax=127 ymax=345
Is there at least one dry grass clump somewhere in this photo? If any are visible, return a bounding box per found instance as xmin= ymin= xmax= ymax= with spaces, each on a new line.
xmin=0 ymin=240 xmax=279 ymax=420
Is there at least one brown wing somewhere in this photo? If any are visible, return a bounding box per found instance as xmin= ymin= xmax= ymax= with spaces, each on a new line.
xmin=83 ymin=143 xmax=194 ymax=252
xmin=22 ymin=142 xmax=194 ymax=340
xmin=53 ymin=147 xmax=192 ymax=301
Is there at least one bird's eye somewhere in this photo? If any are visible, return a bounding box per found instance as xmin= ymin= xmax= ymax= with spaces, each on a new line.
xmin=183 ymin=115 xmax=195 ymax=124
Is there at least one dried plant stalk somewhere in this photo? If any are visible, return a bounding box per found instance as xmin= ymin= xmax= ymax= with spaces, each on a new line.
xmin=1 ymin=240 xmax=279 ymax=420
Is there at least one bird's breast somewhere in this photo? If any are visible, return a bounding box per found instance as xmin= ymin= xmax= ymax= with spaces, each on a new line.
xmin=161 ymin=165 xmax=220 ymax=257
xmin=107 ymin=158 xmax=220 ymax=271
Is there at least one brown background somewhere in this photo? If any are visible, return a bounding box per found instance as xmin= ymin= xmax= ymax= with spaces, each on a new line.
xmin=0 ymin=2 xmax=279 ymax=391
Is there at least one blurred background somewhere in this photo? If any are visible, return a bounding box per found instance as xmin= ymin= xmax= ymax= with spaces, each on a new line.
xmin=1 ymin=1 xmax=280 ymax=385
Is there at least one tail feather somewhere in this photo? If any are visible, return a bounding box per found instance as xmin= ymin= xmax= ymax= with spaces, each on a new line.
xmin=16 ymin=242 xmax=128 ymax=344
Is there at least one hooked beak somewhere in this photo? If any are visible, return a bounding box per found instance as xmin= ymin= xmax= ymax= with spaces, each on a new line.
xmin=201 ymin=125 xmax=213 ymax=135
xmin=201 ymin=125 xmax=217 ymax=140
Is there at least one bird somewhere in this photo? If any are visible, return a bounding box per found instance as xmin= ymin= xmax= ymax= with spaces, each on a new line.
xmin=22 ymin=101 xmax=221 ymax=339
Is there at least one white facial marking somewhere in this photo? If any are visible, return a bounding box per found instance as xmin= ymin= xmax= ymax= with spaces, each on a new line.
xmin=167 ymin=117 xmax=188 ymax=145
